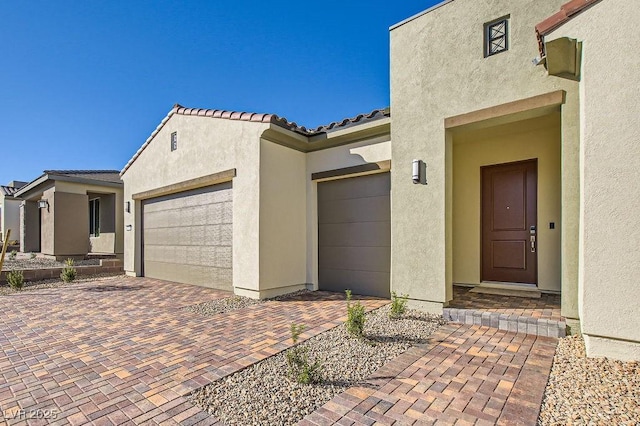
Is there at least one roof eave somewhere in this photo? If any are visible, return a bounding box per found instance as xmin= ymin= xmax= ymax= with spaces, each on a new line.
xmin=390 ymin=0 xmax=455 ymax=31
xmin=15 ymin=173 xmax=122 ymax=199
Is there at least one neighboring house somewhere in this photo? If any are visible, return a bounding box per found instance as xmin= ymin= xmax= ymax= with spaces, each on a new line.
xmin=122 ymin=0 xmax=638 ymax=361
xmin=0 ymin=181 xmax=28 ymax=244
xmin=14 ymin=170 xmax=124 ymax=260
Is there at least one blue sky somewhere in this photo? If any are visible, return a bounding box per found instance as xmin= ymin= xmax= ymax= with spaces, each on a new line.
xmin=0 ymin=1 xmax=438 ymax=185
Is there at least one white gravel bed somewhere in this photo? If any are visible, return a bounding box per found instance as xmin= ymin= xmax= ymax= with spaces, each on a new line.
xmin=1 ymin=257 xmax=100 ymax=271
xmin=189 ymin=305 xmax=447 ymax=425
xmin=184 ymin=295 xmax=263 ymax=315
xmin=538 ymin=335 xmax=640 ymax=425
xmin=0 ymin=274 xmax=125 ymax=295
xmin=183 ymin=290 xmax=310 ymax=316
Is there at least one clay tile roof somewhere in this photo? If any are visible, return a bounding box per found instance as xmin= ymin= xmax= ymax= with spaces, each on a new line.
xmin=313 ymin=108 xmax=390 ymax=133
xmin=0 ymin=185 xmax=19 ymax=196
xmin=121 ymin=104 xmax=390 ymax=176
xmin=45 ymin=170 xmax=123 ymax=184
xmin=536 ymin=0 xmax=603 ymax=37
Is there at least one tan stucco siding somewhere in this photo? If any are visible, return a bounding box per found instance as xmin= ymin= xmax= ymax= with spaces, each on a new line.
xmin=122 ymin=114 xmax=270 ymax=291
xmin=548 ymin=0 xmax=640 ymax=359
xmin=1 ymin=197 xmax=22 ymax=242
xmin=53 ymin=192 xmax=90 ymax=256
xmin=306 ymin=136 xmax=391 ymax=288
xmin=453 ymin=114 xmax=561 ymax=291
xmin=257 ymin=139 xmax=307 ymax=294
xmin=390 ymin=0 xmax=579 ymax=312
xmin=40 ymin=182 xmax=124 ymax=257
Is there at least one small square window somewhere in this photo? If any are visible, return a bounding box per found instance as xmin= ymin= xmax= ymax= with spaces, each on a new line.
xmin=485 ymin=17 xmax=509 ymax=57
xmin=171 ymin=131 xmax=178 ymax=151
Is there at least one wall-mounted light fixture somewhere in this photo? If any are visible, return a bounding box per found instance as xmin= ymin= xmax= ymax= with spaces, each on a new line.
xmin=412 ymin=159 xmax=427 ymax=185
xmin=125 ymin=201 xmax=131 ymax=213
xmin=37 ymin=199 xmax=49 ymax=209
xmin=125 ymin=225 xmax=133 ymax=231
xmin=412 ymin=159 xmax=421 ymax=184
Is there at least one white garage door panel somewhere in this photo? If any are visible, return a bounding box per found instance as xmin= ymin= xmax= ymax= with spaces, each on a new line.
xmin=142 ymin=182 xmax=233 ymax=290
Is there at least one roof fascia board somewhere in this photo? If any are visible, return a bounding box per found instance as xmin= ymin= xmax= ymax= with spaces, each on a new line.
xmin=15 ymin=174 xmax=122 ymax=199
xmin=47 ymin=174 xmax=123 ymax=189
xmin=262 ymin=118 xmax=391 ymax=153
xmin=13 ymin=174 xmax=48 ymax=198
xmin=390 ymin=0 xmax=455 ymax=31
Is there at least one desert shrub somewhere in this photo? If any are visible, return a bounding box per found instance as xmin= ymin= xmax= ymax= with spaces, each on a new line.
xmin=8 ymin=250 xmax=17 ymax=260
xmin=60 ymin=258 xmax=77 ymax=283
xmin=286 ymin=323 xmax=322 ymax=384
xmin=345 ymin=290 xmax=366 ymax=338
xmin=389 ymin=291 xmax=409 ymax=319
xmin=7 ymin=270 xmax=24 ymax=290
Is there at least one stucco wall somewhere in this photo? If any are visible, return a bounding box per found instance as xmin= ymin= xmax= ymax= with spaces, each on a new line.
xmin=53 ymin=191 xmax=90 ymax=257
xmin=121 ymin=114 xmax=270 ymax=293
xmin=20 ymin=201 xmax=40 ymax=253
xmin=88 ymin=192 xmax=117 ymax=254
xmin=306 ymin=136 xmax=391 ymax=287
xmin=1 ymin=197 xmax=22 ymax=243
xmin=453 ymin=113 xmax=561 ymax=291
xmin=40 ymin=188 xmax=55 ymax=255
xmin=258 ymin=139 xmax=307 ymax=295
xmin=390 ymin=0 xmax=580 ymax=313
xmin=547 ymin=0 xmax=640 ymax=360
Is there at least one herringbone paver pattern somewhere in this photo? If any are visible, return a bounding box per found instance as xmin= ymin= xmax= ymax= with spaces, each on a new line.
xmin=302 ymin=324 xmax=557 ymax=425
xmin=0 ymin=276 xmax=387 ymax=425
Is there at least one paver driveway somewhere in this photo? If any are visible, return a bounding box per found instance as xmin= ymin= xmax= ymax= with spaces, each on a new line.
xmin=0 ymin=276 xmax=387 ymax=425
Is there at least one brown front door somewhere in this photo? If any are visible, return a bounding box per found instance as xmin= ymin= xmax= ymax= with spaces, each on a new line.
xmin=481 ymin=159 xmax=537 ymax=284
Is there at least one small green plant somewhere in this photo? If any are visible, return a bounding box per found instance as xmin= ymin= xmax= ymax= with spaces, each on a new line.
xmin=30 ymin=252 xmax=37 ymax=259
xmin=8 ymin=250 xmax=17 ymax=260
xmin=389 ymin=291 xmax=409 ymax=319
xmin=7 ymin=270 xmax=24 ymax=290
xmin=60 ymin=258 xmax=77 ymax=283
xmin=286 ymin=323 xmax=322 ymax=384
xmin=345 ymin=290 xmax=366 ymax=338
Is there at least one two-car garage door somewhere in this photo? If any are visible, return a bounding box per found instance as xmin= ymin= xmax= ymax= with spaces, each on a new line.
xmin=142 ymin=183 xmax=233 ymax=291
xmin=318 ymin=173 xmax=391 ymax=298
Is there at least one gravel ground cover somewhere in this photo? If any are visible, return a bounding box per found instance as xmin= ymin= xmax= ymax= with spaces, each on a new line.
xmin=182 ymin=290 xmax=309 ymax=316
xmin=0 ymin=274 xmax=124 ymax=295
xmin=539 ymin=335 xmax=640 ymax=425
xmin=1 ymin=256 xmax=100 ymax=271
xmin=190 ymin=305 xmax=447 ymax=425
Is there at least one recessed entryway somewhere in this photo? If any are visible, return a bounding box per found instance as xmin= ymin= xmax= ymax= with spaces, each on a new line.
xmin=451 ymin=113 xmax=561 ymax=293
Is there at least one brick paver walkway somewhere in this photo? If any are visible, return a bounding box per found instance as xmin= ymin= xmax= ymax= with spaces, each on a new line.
xmin=448 ymin=286 xmax=562 ymax=322
xmin=302 ymin=323 xmax=557 ymax=425
xmin=0 ymin=276 xmax=387 ymax=425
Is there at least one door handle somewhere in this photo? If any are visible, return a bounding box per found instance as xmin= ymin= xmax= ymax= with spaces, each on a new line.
xmin=530 ymin=235 xmax=536 ymax=252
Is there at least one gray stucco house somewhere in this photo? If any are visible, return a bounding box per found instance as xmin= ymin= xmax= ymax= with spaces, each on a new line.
xmin=15 ymin=170 xmax=124 ymax=260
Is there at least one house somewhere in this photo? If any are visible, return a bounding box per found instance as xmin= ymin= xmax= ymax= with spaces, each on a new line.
xmin=389 ymin=0 xmax=638 ymax=361
xmin=14 ymin=170 xmax=124 ymax=260
xmin=0 ymin=181 xmax=28 ymax=245
xmin=121 ymin=0 xmax=639 ymax=361
xmin=121 ymin=107 xmax=390 ymax=298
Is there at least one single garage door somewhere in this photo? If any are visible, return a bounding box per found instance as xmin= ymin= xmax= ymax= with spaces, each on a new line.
xmin=142 ymin=182 xmax=232 ymax=290
xmin=318 ymin=172 xmax=390 ymax=298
